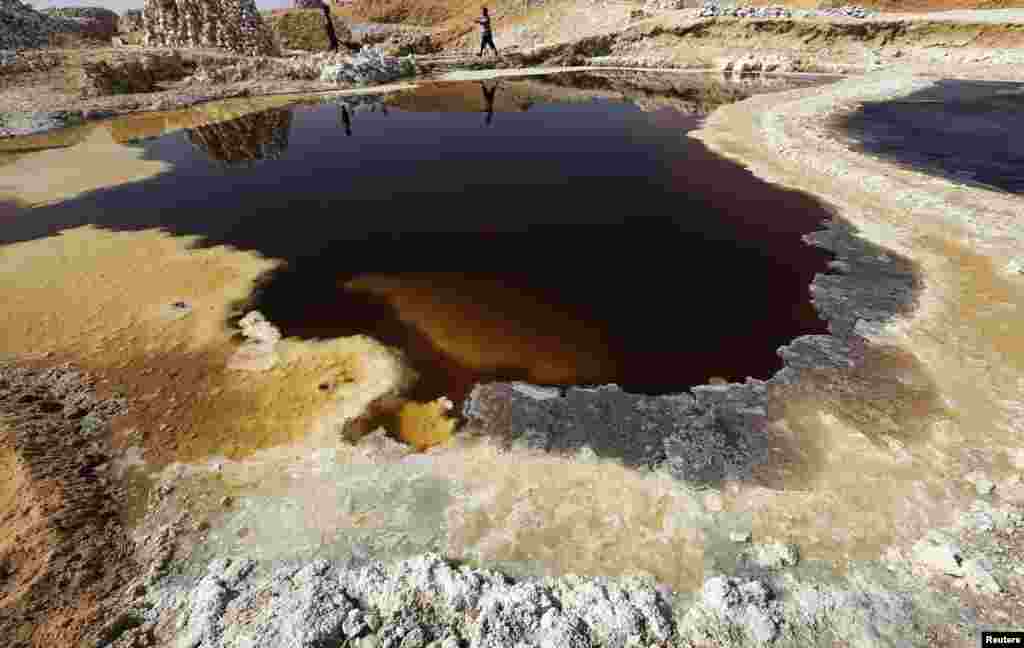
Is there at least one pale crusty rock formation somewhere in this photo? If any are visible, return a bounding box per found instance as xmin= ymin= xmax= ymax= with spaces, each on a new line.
xmin=227 ymin=311 xmax=282 ymax=371
xmin=141 ymin=0 xmax=279 ymax=56
xmin=119 ymin=8 xmax=143 ymax=33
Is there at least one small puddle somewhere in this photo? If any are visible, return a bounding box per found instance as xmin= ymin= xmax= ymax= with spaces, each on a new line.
xmin=833 ymin=79 xmax=1024 ymax=194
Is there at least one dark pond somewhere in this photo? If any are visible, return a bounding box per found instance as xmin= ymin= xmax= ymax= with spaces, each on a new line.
xmin=835 ymin=79 xmax=1024 ymax=194
xmin=1 ymin=72 xmax=839 ymax=403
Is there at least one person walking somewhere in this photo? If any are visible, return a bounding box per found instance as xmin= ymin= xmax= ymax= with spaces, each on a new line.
xmin=321 ymin=1 xmax=340 ymax=52
xmin=476 ymin=7 xmax=498 ymax=57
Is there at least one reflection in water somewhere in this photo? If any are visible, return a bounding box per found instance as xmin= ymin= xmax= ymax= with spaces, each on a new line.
xmin=184 ymin=108 xmax=294 ymax=166
xmin=481 ymin=81 xmax=499 ymax=126
xmin=345 ymin=273 xmax=620 ymax=388
xmin=340 ymin=105 xmax=352 ymax=136
xmin=385 ymin=71 xmax=835 ymax=118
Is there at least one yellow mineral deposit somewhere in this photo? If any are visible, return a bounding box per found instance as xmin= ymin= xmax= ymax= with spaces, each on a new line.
xmin=394 ymin=397 xmax=458 ymax=449
xmin=0 ymin=225 xmax=414 ymax=465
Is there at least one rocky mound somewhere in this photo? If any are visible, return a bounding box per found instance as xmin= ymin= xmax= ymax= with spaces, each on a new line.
xmin=0 ymin=0 xmax=80 ymax=51
xmin=142 ymin=0 xmax=279 ymax=56
xmin=696 ymin=2 xmax=876 ymax=18
xmin=118 ymin=8 xmax=143 ymax=33
xmin=41 ymin=6 xmax=119 ymax=41
xmin=264 ymin=7 xmax=354 ymax=51
xmin=319 ymin=45 xmax=415 ymax=83
xmin=109 ymin=521 xmax=1024 ymax=648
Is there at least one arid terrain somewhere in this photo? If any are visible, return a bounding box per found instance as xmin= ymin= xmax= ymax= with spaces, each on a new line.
xmin=2 ymin=0 xmax=1024 ymax=646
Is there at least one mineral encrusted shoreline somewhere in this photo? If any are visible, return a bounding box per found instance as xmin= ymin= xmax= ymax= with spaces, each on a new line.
xmin=95 ymin=107 xmax=957 ymax=648
xmin=462 ymin=213 xmax=918 ymax=489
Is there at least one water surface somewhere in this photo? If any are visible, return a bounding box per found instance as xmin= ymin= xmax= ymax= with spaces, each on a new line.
xmin=1 ymin=72 xmax=838 ymax=403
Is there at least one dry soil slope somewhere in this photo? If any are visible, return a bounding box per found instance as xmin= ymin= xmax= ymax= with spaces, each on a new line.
xmin=331 ymin=0 xmax=1024 ymax=50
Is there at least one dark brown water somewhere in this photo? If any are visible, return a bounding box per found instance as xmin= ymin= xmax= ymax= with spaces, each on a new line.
xmin=0 ymin=72 xmax=838 ymax=402
xmin=836 ymin=79 xmax=1024 ymax=194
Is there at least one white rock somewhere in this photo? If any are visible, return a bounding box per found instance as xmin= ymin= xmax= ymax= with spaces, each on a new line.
xmin=911 ymin=532 xmax=964 ymax=577
xmin=742 ymin=542 xmax=800 ymax=569
xmin=238 ymin=310 xmax=282 ymax=344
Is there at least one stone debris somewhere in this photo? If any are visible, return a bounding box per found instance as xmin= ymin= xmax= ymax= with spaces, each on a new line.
xmin=227 ymin=310 xmax=282 ymax=371
xmin=142 ymin=0 xmax=279 ymax=56
xmin=129 ymin=553 xmax=676 ymax=648
xmin=0 ymin=0 xmax=81 ymax=50
xmin=700 ymin=3 xmax=792 ymax=19
xmin=715 ymin=53 xmax=798 ymax=74
xmin=185 ymin=48 xmax=415 ymax=85
xmin=319 ymin=46 xmax=415 ymax=84
xmin=697 ymin=2 xmax=874 ymax=19
xmin=693 ymin=576 xmax=781 ymax=643
xmin=816 ymin=4 xmax=875 ymax=19
xmin=114 ymin=545 xmax=962 ymax=648
xmin=716 ymin=52 xmax=794 ymax=73
xmin=645 ymin=0 xmax=692 ymax=11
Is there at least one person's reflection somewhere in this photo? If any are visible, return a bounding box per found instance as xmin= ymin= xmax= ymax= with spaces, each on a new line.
xmin=480 ymin=80 xmax=499 ymax=127
xmin=339 ymin=104 xmax=352 ymax=136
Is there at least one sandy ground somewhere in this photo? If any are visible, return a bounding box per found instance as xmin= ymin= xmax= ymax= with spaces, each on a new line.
xmin=691 ymin=68 xmax=1024 ymax=640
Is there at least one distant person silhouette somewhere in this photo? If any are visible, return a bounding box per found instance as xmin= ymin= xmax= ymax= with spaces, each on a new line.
xmin=321 ymin=2 xmax=340 ymax=51
xmin=340 ymin=105 xmax=352 ymax=136
xmin=480 ymin=80 xmax=499 ymax=126
xmin=476 ymin=7 xmax=498 ymax=57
